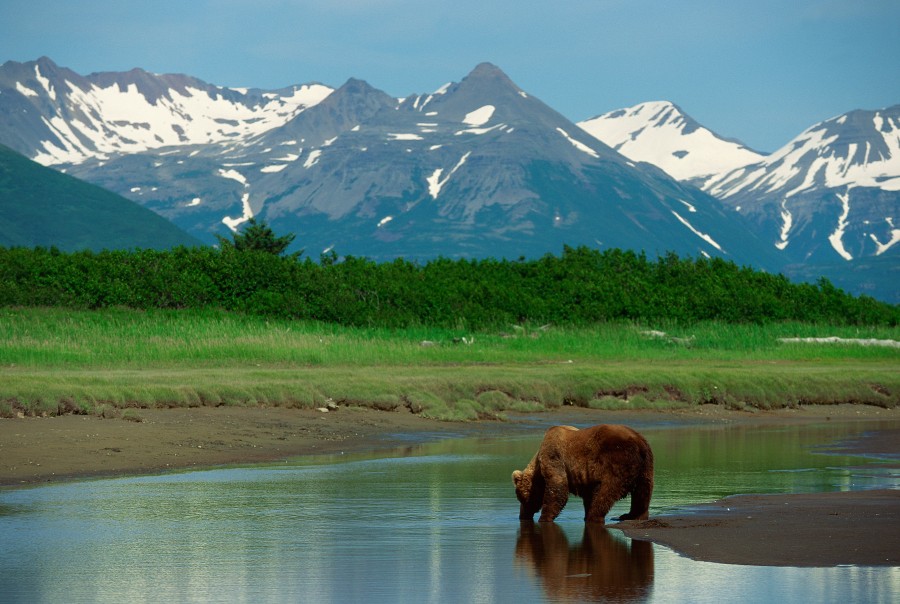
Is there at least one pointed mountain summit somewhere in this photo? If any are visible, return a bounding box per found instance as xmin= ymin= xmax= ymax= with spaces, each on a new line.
xmin=252 ymin=77 xmax=389 ymax=149
xmin=465 ymin=61 xmax=515 ymax=83
xmin=579 ymin=101 xmax=764 ymax=183
xmin=451 ymin=62 xmax=525 ymax=102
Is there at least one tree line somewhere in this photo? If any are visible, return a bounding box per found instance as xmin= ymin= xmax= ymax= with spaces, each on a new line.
xmin=0 ymin=222 xmax=895 ymax=327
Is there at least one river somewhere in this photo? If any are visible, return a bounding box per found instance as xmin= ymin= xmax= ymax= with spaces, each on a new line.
xmin=1 ymin=418 xmax=898 ymax=603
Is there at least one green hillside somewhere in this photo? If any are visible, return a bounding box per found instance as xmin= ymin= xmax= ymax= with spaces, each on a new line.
xmin=0 ymin=144 xmax=199 ymax=251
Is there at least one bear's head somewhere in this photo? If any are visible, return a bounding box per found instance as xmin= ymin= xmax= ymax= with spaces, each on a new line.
xmin=513 ymin=469 xmax=543 ymax=519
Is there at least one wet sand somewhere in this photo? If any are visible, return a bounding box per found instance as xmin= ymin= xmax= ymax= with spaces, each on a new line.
xmin=617 ymin=489 xmax=899 ymax=567
xmin=0 ymin=405 xmax=504 ymax=486
xmin=2 ymin=404 xmax=898 ymax=567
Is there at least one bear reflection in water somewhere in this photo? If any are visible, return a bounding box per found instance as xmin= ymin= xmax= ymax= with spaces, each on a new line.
xmin=515 ymin=521 xmax=654 ymax=602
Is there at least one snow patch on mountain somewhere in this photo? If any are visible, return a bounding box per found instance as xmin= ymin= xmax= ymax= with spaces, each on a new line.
xmin=677 ymin=199 xmax=697 ymax=213
xmin=829 ymin=189 xmax=854 ymax=260
xmin=456 ymin=123 xmax=507 ymax=136
xmin=672 ymin=210 xmax=723 ymax=251
xmin=775 ymin=199 xmax=793 ymax=250
xmin=427 ymin=152 xmax=471 ymax=199
xmin=222 ymin=192 xmax=254 ymax=232
xmin=33 ymin=65 xmax=56 ymax=100
xmin=218 ymin=169 xmax=249 ymax=187
xmin=16 ymin=81 xmax=39 ymax=97
xmin=870 ymin=218 xmax=900 ymax=255
xmin=389 ymin=133 xmax=423 ymax=141
xmin=463 ymin=105 xmax=495 ymax=127
xmin=578 ymin=101 xmax=763 ymax=182
xmin=557 ymin=128 xmax=599 ymax=158
xmin=304 ymin=150 xmax=323 ymax=168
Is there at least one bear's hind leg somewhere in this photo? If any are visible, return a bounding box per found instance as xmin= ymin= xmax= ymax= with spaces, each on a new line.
xmin=618 ymin=475 xmax=653 ymax=521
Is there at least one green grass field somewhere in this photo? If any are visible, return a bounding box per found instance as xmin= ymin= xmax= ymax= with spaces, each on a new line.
xmin=1 ymin=308 xmax=897 ymax=420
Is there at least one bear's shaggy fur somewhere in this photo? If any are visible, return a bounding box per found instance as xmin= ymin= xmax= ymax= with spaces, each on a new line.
xmin=512 ymin=424 xmax=654 ymax=523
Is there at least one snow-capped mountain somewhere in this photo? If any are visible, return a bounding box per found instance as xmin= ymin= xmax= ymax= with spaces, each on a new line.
xmin=0 ymin=59 xmax=778 ymax=267
xmin=580 ymin=100 xmax=899 ymax=300
xmin=578 ymin=101 xmax=764 ymax=184
xmin=0 ymin=56 xmax=332 ymax=165
xmin=706 ymin=106 xmax=900 ymax=199
xmin=703 ymin=105 xmax=900 ymax=266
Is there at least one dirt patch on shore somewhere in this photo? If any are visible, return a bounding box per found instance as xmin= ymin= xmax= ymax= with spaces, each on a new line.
xmin=0 ymin=405 xmax=500 ymax=486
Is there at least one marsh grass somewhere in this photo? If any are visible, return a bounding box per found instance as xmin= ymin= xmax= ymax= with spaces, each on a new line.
xmin=0 ymin=308 xmax=897 ymax=418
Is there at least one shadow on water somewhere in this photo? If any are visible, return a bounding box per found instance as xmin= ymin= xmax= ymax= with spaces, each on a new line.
xmin=515 ymin=521 xmax=653 ymax=602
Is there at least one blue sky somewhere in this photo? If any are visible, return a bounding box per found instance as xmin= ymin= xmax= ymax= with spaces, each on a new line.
xmin=2 ymin=0 xmax=898 ymax=152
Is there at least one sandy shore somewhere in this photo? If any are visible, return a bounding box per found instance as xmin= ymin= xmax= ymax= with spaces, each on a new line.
xmin=617 ymin=489 xmax=899 ymax=567
xmin=2 ymin=403 xmax=898 ymax=567
xmin=0 ymin=405 xmax=511 ymax=486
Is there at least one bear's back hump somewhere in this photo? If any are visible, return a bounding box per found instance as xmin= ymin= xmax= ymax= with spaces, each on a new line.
xmin=574 ymin=424 xmax=647 ymax=450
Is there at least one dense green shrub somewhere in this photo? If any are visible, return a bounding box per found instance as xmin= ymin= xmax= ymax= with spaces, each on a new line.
xmin=0 ymin=244 xmax=895 ymax=327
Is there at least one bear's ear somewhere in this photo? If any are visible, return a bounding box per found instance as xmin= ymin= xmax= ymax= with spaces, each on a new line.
xmin=512 ymin=470 xmax=523 ymax=485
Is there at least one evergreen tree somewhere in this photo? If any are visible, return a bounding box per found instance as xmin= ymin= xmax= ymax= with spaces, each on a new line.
xmin=215 ymin=218 xmax=300 ymax=257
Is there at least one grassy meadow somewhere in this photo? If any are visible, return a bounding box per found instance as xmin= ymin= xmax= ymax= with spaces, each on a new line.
xmin=1 ymin=307 xmax=898 ymax=420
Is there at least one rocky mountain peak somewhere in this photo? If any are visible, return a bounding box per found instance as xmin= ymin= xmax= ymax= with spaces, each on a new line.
xmin=579 ymin=101 xmax=764 ymax=183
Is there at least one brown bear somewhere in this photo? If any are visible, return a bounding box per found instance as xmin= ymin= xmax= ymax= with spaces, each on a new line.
xmin=512 ymin=424 xmax=654 ymax=523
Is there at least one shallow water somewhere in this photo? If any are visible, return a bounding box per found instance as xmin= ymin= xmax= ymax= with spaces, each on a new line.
xmin=1 ymin=419 xmax=898 ymax=603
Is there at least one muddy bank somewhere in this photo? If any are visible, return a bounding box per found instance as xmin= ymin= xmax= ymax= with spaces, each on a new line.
xmin=0 ymin=405 xmax=500 ymax=486
xmin=617 ymin=489 xmax=900 ymax=567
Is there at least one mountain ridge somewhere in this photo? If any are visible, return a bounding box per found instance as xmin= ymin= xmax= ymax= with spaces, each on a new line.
xmin=0 ymin=57 xmax=895 ymax=300
xmin=0 ymin=57 xmax=333 ymax=165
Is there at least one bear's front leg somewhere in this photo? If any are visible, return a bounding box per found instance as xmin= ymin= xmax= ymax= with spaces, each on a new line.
xmin=538 ymin=477 xmax=568 ymax=522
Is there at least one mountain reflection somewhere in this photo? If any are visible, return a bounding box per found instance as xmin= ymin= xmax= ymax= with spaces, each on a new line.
xmin=515 ymin=521 xmax=654 ymax=602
